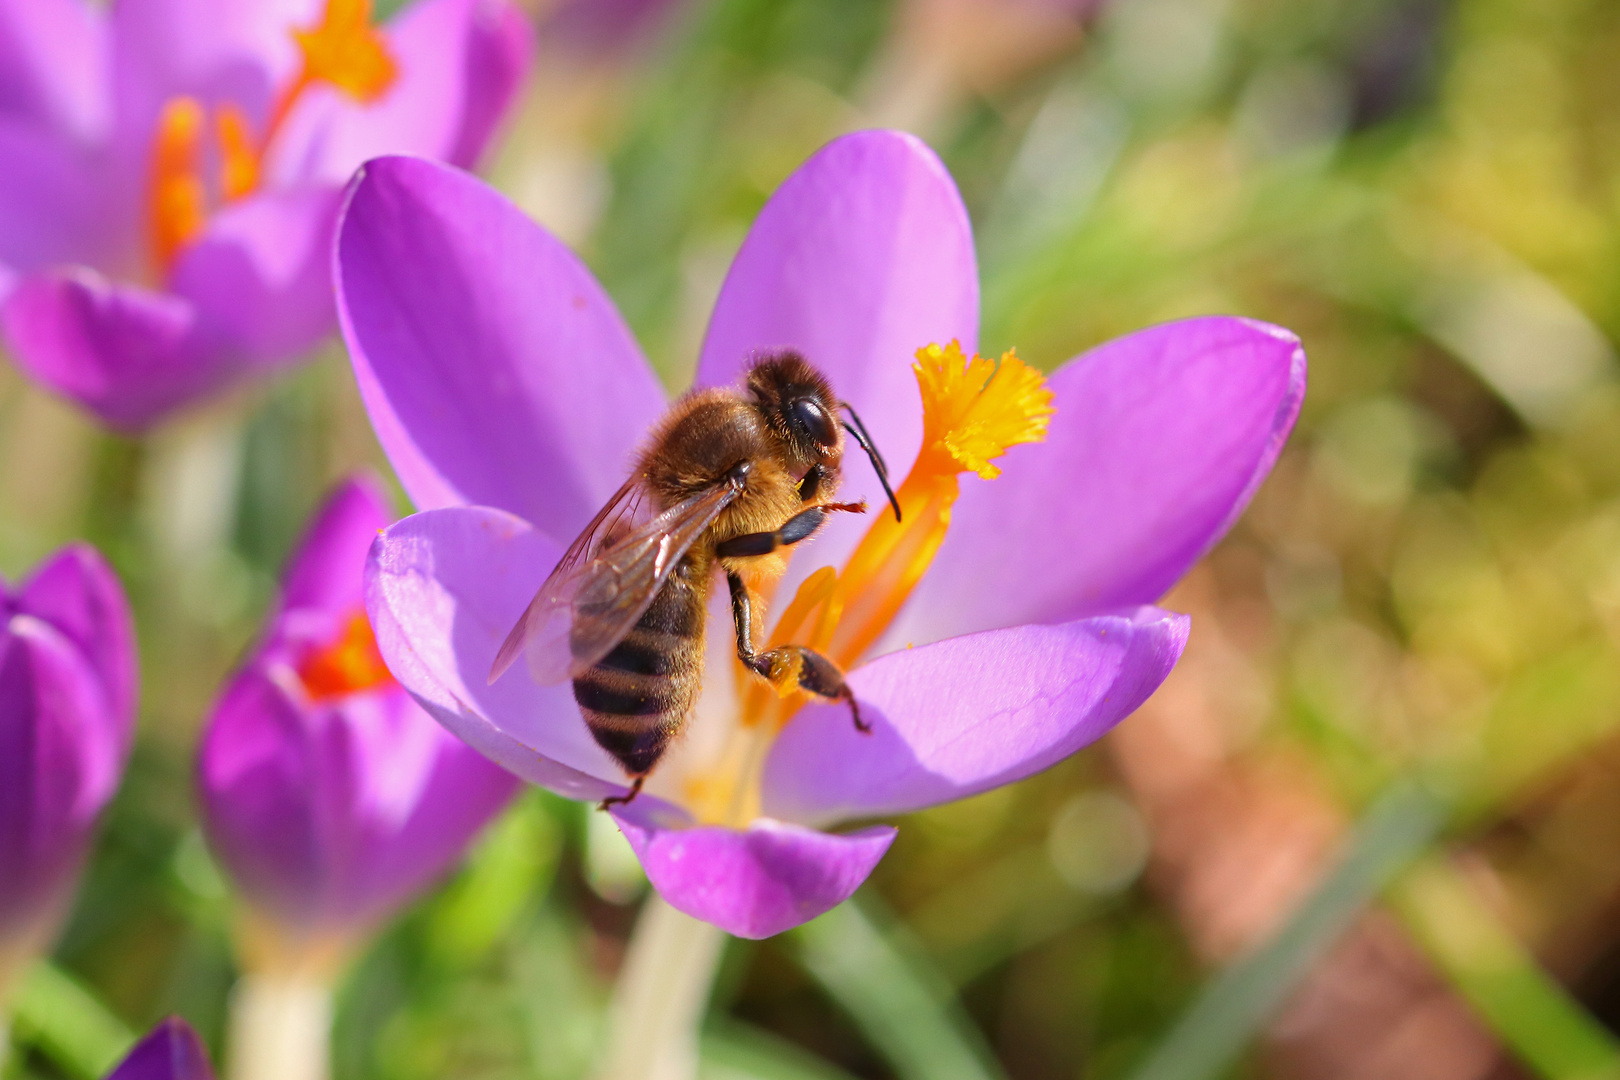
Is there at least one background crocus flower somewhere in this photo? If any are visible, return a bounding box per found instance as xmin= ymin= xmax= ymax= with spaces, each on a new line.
xmin=196 ymin=475 xmax=520 ymax=947
xmin=0 ymin=0 xmax=532 ymax=430
xmin=106 ymin=1018 xmax=215 ymax=1080
xmin=337 ymin=132 xmax=1305 ymax=939
xmin=0 ymin=543 xmax=136 ymax=998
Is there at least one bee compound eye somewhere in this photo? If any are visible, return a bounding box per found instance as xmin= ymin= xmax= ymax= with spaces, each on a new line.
xmin=789 ymin=398 xmax=837 ymax=448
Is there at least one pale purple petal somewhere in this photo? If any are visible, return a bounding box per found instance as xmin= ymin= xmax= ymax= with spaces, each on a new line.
xmin=542 ymin=0 xmax=684 ymax=57
xmin=614 ymin=807 xmax=896 ymax=939
xmin=110 ymin=0 xmax=318 ymax=165
xmin=0 ymin=0 xmax=109 ymax=142
xmin=169 ymin=186 xmax=342 ymax=366
xmin=197 ymin=663 xmax=518 ymax=929
xmin=0 ymin=268 xmax=229 ymax=431
xmin=280 ymin=474 xmax=393 ymax=615
xmin=17 ymin=541 xmax=138 ymax=731
xmin=0 ymin=614 xmax=121 ymax=939
xmin=335 ymin=155 xmax=665 ymax=536
xmin=0 ymin=120 xmax=125 ymax=279
xmin=269 ymin=0 xmax=532 ymax=186
xmin=886 ymin=317 xmax=1306 ymax=646
xmin=364 ymin=505 xmax=648 ymax=802
xmin=695 ymin=129 xmax=978 ymax=590
xmin=762 ymin=609 xmax=1189 ymax=828
xmin=107 ymin=1019 xmax=215 ymax=1080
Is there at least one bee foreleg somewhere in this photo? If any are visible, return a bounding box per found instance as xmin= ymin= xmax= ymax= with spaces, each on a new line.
xmin=715 ymin=502 xmax=866 ymax=559
xmin=727 ymin=573 xmax=869 ymax=735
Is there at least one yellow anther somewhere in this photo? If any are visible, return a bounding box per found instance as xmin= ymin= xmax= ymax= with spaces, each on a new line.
xmin=293 ymin=0 xmax=398 ymax=103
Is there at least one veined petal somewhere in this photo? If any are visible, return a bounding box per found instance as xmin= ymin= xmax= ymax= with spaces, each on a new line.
xmin=269 ymin=0 xmax=532 ymax=186
xmin=0 ymin=267 xmax=230 ymax=431
xmin=696 ymin=130 xmax=978 ymax=591
xmin=0 ymin=614 xmax=122 ymax=937
xmin=0 ymin=0 xmax=109 ymax=142
xmin=106 ymin=1018 xmax=215 ymax=1080
xmin=613 ymin=806 xmax=896 ymax=939
xmin=17 ymin=542 xmax=138 ymax=732
xmin=279 ymin=474 xmax=392 ymax=615
xmin=169 ymin=185 xmax=342 ymax=367
xmin=364 ymin=505 xmax=648 ymax=802
xmin=762 ymin=608 xmax=1189 ymax=828
xmin=335 ymin=156 xmax=665 ymax=537
xmin=886 ymin=317 xmax=1306 ymax=646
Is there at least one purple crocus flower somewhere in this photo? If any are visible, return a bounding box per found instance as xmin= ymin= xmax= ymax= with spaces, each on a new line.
xmin=0 ymin=0 xmax=531 ymax=431
xmin=106 ymin=1018 xmax=215 ymax=1080
xmin=196 ymin=475 xmax=520 ymax=943
xmin=337 ymin=131 xmax=1306 ymax=939
xmin=0 ymin=544 xmax=136 ymax=981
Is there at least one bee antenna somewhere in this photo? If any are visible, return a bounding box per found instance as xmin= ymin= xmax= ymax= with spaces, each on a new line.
xmin=839 ymin=402 xmax=901 ymax=522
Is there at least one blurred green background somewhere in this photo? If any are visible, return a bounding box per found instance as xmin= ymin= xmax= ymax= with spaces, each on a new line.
xmin=9 ymin=0 xmax=1620 ymax=1076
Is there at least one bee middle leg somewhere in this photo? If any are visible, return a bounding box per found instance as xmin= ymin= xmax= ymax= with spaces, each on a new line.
xmin=727 ymin=572 xmax=870 ymax=734
xmin=598 ymin=775 xmax=645 ymax=811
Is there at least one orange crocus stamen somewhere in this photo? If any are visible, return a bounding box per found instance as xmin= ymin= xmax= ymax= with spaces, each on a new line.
xmin=296 ymin=611 xmax=397 ymax=701
xmin=146 ymin=97 xmax=208 ymax=273
xmin=216 ymin=104 xmax=261 ymax=202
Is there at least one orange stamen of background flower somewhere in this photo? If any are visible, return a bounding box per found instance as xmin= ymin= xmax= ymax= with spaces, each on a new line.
xmin=297 ymin=611 xmax=397 ymax=701
xmin=147 ymin=97 xmax=208 ymax=272
xmin=144 ymin=0 xmax=397 ymax=274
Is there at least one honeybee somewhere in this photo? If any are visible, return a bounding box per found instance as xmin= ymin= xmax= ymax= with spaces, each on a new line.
xmin=489 ymin=353 xmax=901 ymax=808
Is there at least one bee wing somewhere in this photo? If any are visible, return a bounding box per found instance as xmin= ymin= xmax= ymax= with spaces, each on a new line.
xmin=489 ymin=480 xmax=740 ymax=686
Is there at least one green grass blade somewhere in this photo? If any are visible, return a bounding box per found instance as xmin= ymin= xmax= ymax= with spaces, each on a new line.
xmin=700 ymin=1020 xmax=862 ymax=1080
xmin=11 ymin=963 xmax=135 ymax=1079
xmin=793 ymin=895 xmax=1008 ymax=1080
xmin=1391 ymin=858 xmax=1620 ymax=1080
xmin=1127 ymin=779 xmax=1447 ymax=1080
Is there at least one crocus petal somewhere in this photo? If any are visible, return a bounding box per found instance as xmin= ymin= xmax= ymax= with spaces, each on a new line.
xmin=110 ymin=0 xmax=317 ymax=164
xmin=280 ymin=475 xmax=393 ymax=615
xmin=335 ymin=155 xmax=665 ymax=537
xmin=762 ymin=608 xmax=1189 ymax=828
xmin=107 ymin=1018 xmax=215 ymax=1080
xmin=695 ymin=129 xmax=978 ymax=579
xmin=270 ymin=0 xmax=532 ymax=186
xmin=0 ymin=614 xmax=121 ymax=936
xmin=0 ymin=268 xmax=225 ymax=431
xmin=364 ymin=505 xmax=644 ymax=802
xmin=0 ymin=119 xmax=123 ymax=279
xmin=614 ymin=806 xmax=897 ymax=939
xmin=197 ymin=663 xmax=517 ymax=928
xmin=0 ymin=0 xmax=109 ymax=142
xmin=886 ymin=317 xmax=1307 ymax=646
xmin=17 ymin=542 xmax=138 ymax=731
xmin=169 ymin=186 xmax=342 ymax=367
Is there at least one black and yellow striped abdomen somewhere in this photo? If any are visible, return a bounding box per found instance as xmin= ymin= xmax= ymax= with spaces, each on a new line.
xmin=573 ymin=552 xmax=709 ymax=775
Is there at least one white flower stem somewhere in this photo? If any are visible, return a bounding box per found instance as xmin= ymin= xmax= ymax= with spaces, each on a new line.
xmin=224 ymin=972 xmax=334 ymax=1080
xmin=594 ymin=896 xmax=727 ymax=1080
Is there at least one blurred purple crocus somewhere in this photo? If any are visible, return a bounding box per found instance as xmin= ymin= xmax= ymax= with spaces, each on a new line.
xmin=196 ymin=475 xmax=519 ymax=949
xmin=336 ymin=131 xmax=1306 ymax=939
xmin=0 ymin=544 xmax=136 ymax=989
xmin=106 ymin=1018 xmax=214 ymax=1080
xmin=0 ymin=0 xmax=531 ymax=431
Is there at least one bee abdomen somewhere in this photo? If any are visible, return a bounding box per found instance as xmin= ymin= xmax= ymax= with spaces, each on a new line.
xmin=575 ymin=577 xmax=707 ymax=777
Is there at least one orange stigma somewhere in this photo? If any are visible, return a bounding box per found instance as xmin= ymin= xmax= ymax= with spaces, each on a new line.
xmin=296 ymin=611 xmax=396 ymax=701
xmin=143 ymin=0 xmax=397 ymax=274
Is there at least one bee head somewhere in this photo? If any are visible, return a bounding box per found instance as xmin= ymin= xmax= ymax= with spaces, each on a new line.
xmin=746 ymin=352 xmax=842 ymax=467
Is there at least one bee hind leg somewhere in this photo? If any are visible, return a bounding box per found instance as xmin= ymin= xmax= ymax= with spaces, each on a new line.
xmin=728 ymin=571 xmax=870 ymax=735
xmin=598 ymin=775 xmax=645 ymax=811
